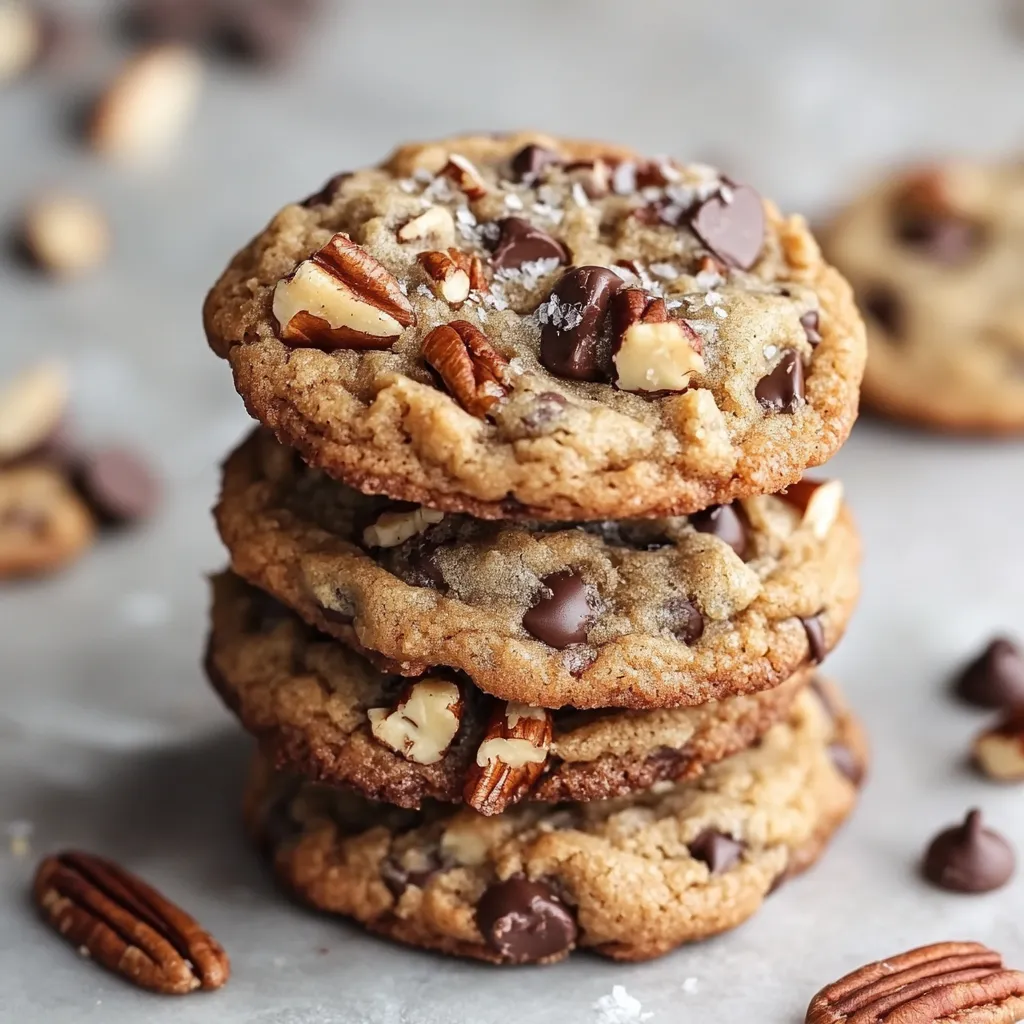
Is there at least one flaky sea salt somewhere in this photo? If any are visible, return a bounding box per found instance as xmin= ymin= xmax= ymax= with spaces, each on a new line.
xmin=648 ymin=262 xmax=679 ymax=280
xmin=503 ymin=192 xmax=524 ymax=211
xmin=571 ymin=182 xmax=590 ymax=208
xmin=593 ymin=985 xmax=653 ymax=1023
xmin=536 ymin=294 xmax=583 ymax=331
xmin=682 ymin=977 xmax=699 ymax=995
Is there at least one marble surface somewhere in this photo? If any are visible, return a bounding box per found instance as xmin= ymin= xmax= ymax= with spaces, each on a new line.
xmin=2 ymin=1 xmax=1024 ymax=1021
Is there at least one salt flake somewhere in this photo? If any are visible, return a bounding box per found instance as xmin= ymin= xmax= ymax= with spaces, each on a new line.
xmin=593 ymin=985 xmax=653 ymax=1023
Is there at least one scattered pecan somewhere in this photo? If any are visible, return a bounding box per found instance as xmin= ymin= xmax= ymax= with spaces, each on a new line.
xmin=421 ymin=320 xmax=510 ymax=418
xmin=806 ymin=941 xmax=1024 ymax=1024
xmin=33 ymin=850 xmax=230 ymax=995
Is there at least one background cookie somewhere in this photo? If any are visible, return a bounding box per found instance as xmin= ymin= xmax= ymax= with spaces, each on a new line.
xmin=244 ymin=683 xmax=866 ymax=964
xmin=209 ymin=572 xmax=810 ymax=812
xmin=825 ymin=161 xmax=1024 ymax=433
xmin=204 ymin=131 xmax=866 ymax=520
xmin=216 ymin=429 xmax=860 ymax=710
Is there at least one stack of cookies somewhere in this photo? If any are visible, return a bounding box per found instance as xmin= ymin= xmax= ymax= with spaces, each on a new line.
xmin=202 ymin=132 xmax=868 ymax=964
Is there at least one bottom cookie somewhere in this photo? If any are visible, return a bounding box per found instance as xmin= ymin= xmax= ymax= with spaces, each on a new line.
xmin=244 ymin=683 xmax=866 ymax=964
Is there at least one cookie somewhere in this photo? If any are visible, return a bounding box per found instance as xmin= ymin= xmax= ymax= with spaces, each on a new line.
xmin=204 ymin=131 xmax=865 ymax=521
xmin=243 ymin=683 xmax=866 ymax=964
xmin=215 ymin=429 xmax=859 ymax=710
xmin=0 ymin=465 xmax=95 ymax=578
xmin=825 ymin=162 xmax=1024 ymax=433
xmin=208 ymin=572 xmax=810 ymax=812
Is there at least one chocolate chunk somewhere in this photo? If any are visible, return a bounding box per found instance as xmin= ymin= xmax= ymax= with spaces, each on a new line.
xmin=522 ymin=570 xmax=596 ymax=649
xmin=756 ymin=350 xmax=805 ymax=413
xmin=689 ymin=830 xmax=744 ymax=874
xmin=380 ymin=851 xmax=442 ymax=899
xmin=663 ymin=596 xmax=705 ymax=646
xmin=489 ymin=217 xmax=568 ymax=272
xmin=894 ymin=209 xmax=981 ymax=265
xmin=510 ymin=144 xmax=561 ymax=182
xmin=800 ymin=614 xmax=827 ymax=665
xmin=539 ymin=266 xmax=622 ymax=381
xmin=300 ymin=172 xmax=350 ymax=209
xmin=475 ymin=877 xmax=577 ymax=963
xmin=519 ymin=391 xmax=567 ymax=435
xmin=954 ymin=638 xmax=1024 ymax=709
xmin=860 ymin=286 xmax=903 ymax=337
xmin=690 ymin=502 xmax=748 ymax=558
xmin=827 ymin=743 xmax=864 ymax=786
xmin=922 ymin=809 xmax=1015 ymax=893
xmin=800 ymin=310 xmax=822 ymax=346
xmin=75 ymin=447 xmax=160 ymax=524
xmin=690 ymin=184 xmax=765 ymax=270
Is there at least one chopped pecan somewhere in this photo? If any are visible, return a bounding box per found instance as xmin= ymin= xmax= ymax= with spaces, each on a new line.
xmin=974 ymin=709 xmax=1024 ymax=781
xmin=779 ymin=478 xmax=844 ymax=540
xmin=34 ymin=850 xmax=230 ymax=995
xmin=463 ymin=701 xmax=552 ymax=815
xmin=368 ymin=677 xmax=464 ymax=765
xmin=272 ymin=233 xmax=415 ymax=350
xmin=441 ymin=153 xmax=487 ymax=200
xmin=421 ymin=320 xmax=510 ymax=418
xmin=806 ymin=941 xmax=1024 ymax=1024
xmin=447 ymin=247 xmax=488 ymax=292
xmin=418 ymin=249 xmax=471 ymax=306
xmin=397 ymin=206 xmax=456 ymax=246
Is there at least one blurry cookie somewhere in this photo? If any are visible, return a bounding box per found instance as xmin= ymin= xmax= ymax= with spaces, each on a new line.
xmin=204 ymin=131 xmax=865 ymax=520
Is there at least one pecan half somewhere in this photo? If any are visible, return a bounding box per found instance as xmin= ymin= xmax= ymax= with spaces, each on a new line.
xmin=806 ymin=941 xmax=1024 ymax=1024
xmin=418 ymin=249 xmax=471 ymax=306
xmin=447 ymin=248 xmax=488 ymax=292
xmin=421 ymin=320 xmax=510 ymax=418
xmin=974 ymin=709 xmax=1024 ymax=781
xmin=272 ymin=233 xmax=416 ymax=350
xmin=464 ymin=702 xmax=552 ymax=815
xmin=368 ymin=676 xmax=464 ymax=765
xmin=441 ymin=153 xmax=487 ymax=200
xmin=34 ymin=850 xmax=230 ymax=995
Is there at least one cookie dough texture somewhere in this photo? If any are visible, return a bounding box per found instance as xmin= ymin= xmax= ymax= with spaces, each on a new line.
xmin=204 ymin=131 xmax=865 ymax=520
xmin=0 ymin=465 xmax=94 ymax=577
xmin=244 ymin=684 xmax=865 ymax=963
xmin=826 ymin=161 xmax=1024 ymax=434
xmin=208 ymin=572 xmax=810 ymax=808
xmin=215 ymin=429 xmax=860 ymax=709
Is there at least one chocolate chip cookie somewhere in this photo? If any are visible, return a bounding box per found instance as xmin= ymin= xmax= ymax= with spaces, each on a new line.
xmin=215 ymin=429 xmax=859 ymax=710
xmin=204 ymin=131 xmax=865 ymax=520
xmin=243 ymin=683 xmax=865 ymax=964
xmin=208 ymin=571 xmax=811 ymax=812
xmin=826 ymin=161 xmax=1024 ymax=433
xmin=0 ymin=465 xmax=94 ymax=577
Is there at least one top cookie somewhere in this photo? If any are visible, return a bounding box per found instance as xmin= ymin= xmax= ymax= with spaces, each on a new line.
xmin=204 ymin=132 xmax=866 ymax=520
xmin=826 ymin=161 xmax=1024 ymax=434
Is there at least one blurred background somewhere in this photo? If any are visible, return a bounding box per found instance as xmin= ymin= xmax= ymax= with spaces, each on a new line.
xmin=3 ymin=2 xmax=1024 ymax=1022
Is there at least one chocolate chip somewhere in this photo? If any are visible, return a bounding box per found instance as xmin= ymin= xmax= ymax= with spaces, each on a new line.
xmin=954 ymin=637 xmax=1024 ymax=709
xmin=756 ymin=350 xmax=805 ymax=414
xmin=522 ymin=570 xmax=596 ymax=649
xmin=922 ymin=809 xmax=1015 ymax=893
xmin=860 ymin=286 xmax=903 ymax=337
xmin=300 ymin=172 xmax=350 ymax=209
xmin=689 ymin=503 xmax=748 ymax=558
xmin=539 ymin=266 xmax=622 ymax=382
xmin=510 ymin=144 xmax=561 ymax=182
xmin=690 ymin=184 xmax=765 ymax=270
xmin=894 ymin=210 xmax=981 ymax=265
xmin=800 ymin=310 xmax=822 ymax=346
xmin=519 ymin=391 xmax=567 ymax=435
xmin=800 ymin=614 xmax=827 ymax=665
xmin=663 ymin=596 xmax=705 ymax=646
xmin=827 ymin=743 xmax=864 ymax=786
xmin=75 ymin=447 xmax=160 ymax=525
xmin=475 ymin=876 xmax=577 ymax=963
xmin=689 ymin=830 xmax=744 ymax=874
xmin=489 ymin=217 xmax=568 ymax=272
xmin=380 ymin=851 xmax=442 ymax=899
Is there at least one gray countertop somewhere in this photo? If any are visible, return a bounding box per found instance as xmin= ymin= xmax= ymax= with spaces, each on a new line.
xmin=3 ymin=2 xmax=1024 ymax=1021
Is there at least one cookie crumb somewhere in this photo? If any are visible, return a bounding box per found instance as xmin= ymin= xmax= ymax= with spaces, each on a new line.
xmin=593 ymin=985 xmax=653 ymax=1023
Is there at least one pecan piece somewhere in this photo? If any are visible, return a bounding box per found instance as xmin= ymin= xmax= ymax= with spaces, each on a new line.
xmin=464 ymin=702 xmax=552 ymax=815
xmin=34 ymin=850 xmax=230 ymax=995
xmin=778 ymin=478 xmax=845 ymax=540
xmin=418 ymin=249 xmax=471 ymax=306
xmin=806 ymin=941 xmax=1024 ymax=1024
xmin=441 ymin=153 xmax=487 ymax=200
xmin=447 ymin=247 xmax=488 ymax=292
xmin=974 ymin=709 xmax=1024 ymax=781
xmin=272 ymin=233 xmax=416 ymax=350
xmin=421 ymin=320 xmax=510 ymax=418
xmin=397 ymin=206 xmax=456 ymax=246
xmin=368 ymin=676 xmax=464 ymax=765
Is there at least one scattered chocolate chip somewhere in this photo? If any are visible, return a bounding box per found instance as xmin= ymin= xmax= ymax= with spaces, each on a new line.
xmin=489 ymin=217 xmax=568 ymax=272
xmin=300 ymin=172 xmax=350 ymax=209
xmin=894 ymin=209 xmax=981 ymax=265
xmin=519 ymin=391 xmax=567 ymax=435
xmin=663 ymin=596 xmax=705 ymax=646
xmin=827 ymin=743 xmax=864 ymax=786
xmin=510 ymin=144 xmax=561 ymax=182
xmin=954 ymin=638 xmax=1024 ymax=709
xmin=860 ymin=286 xmax=903 ymax=337
xmin=475 ymin=876 xmax=577 ymax=963
xmin=689 ymin=830 xmax=744 ymax=874
xmin=522 ymin=570 xmax=596 ymax=649
xmin=756 ymin=350 xmax=805 ymax=413
xmin=75 ymin=446 xmax=160 ymax=525
xmin=800 ymin=310 xmax=822 ymax=346
xmin=690 ymin=184 xmax=765 ymax=270
xmin=922 ymin=809 xmax=1015 ymax=893
xmin=689 ymin=502 xmax=748 ymax=558
xmin=800 ymin=614 xmax=827 ymax=665
xmin=539 ymin=266 xmax=622 ymax=381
